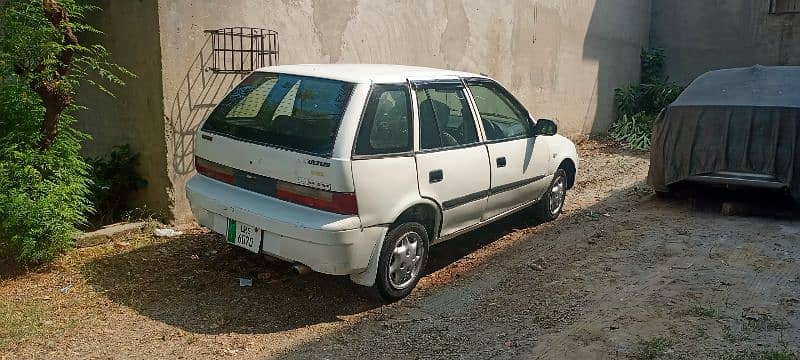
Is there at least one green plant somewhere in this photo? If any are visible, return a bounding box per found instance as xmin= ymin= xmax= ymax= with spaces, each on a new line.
xmin=634 ymin=337 xmax=673 ymax=360
xmin=720 ymin=350 xmax=798 ymax=360
xmin=640 ymin=47 xmax=666 ymax=85
xmin=0 ymin=0 xmax=131 ymax=263
xmin=87 ymin=144 xmax=147 ymax=226
xmin=0 ymin=82 xmax=92 ymax=263
xmin=609 ymin=112 xmax=655 ymax=150
xmin=687 ymin=304 xmax=718 ymax=318
xmin=610 ymin=48 xmax=683 ymax=151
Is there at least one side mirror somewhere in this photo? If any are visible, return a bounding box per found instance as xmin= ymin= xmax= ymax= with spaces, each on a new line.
xmin=533 ymin=118 xmax=558 ymax=136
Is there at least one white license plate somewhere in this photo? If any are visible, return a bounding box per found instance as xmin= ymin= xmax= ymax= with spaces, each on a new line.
xmin=226 ymin=219 xmax=261 ymax=253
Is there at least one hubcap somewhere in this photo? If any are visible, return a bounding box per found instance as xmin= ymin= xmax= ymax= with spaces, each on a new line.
xmin=388 ymin=231 xmax=424 ymax=290
xmin=549 ymin=176 xmax=566 ymax=216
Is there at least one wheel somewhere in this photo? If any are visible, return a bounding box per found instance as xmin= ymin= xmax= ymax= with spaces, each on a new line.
xmin=371 ymin=222 xmax=429 ymax=303
xmin=533 ymin=169 xmax=567 ymax=222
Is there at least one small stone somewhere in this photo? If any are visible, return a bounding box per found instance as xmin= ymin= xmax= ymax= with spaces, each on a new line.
xmin=721 ymin=202 xmax=749 ymax=216
xmin=257 ymin=272 xmax=273 ymax=281
xmin=527 ymin=262 xmax=544 ymax=271
xmin=114 ymin=241 xmax=131 ymax=248
xmin=782 ymin=297 xmax=800 ymax=305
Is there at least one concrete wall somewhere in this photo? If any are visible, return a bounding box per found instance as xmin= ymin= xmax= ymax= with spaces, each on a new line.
xmin=156 ymin=0 xmax=651 ymax=223
xmin=76 ymin=0 xmax=172 ymax=216
xmin=651 ymin=0 xmax=800 ymax=85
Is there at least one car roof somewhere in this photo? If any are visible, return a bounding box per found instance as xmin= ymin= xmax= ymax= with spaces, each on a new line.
xmin=672 ymin=65 xmax=800 ymax=108
xmin=254 ymin=64 xmax=486 ymax=84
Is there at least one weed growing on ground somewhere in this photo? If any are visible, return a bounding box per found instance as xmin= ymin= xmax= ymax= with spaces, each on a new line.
xmin=634 ymin=337 xmax=673 ymax=360
xmin=719 ymin=350 xmax=797 ymax=360
xmin=688 ymin=304 xmax=718 ymax=318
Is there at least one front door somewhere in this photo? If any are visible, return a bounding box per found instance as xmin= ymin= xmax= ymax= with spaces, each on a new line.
xmin=412 ymin=79 xmax=491 ymax=238
xmin=465 ymin=79 xmax=552 ymax=220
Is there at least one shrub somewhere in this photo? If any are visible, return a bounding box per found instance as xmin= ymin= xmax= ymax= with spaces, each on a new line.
xmin=0 ymin=0 xmax=131 ymax=263
xmin=87 ymin=145 xmax=147 ymax=226
xmin=609 ymin=112 xmax=655 ymax=151
xmin=0 ymin=82 xmax=92 ymax=263
xmin=610 ymin=48 xmax=683 ymax=150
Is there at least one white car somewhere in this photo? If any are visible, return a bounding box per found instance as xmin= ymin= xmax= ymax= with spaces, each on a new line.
xmin=186 ymin=64 xmax=578 ymax=301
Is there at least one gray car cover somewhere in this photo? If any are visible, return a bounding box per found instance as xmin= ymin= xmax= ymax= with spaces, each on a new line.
xmin=647 ymin=65 xmax=800 ymax=200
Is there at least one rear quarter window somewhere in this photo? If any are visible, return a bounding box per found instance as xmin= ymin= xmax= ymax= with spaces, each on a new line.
xmin=202 ymin=72 xmax=355 ymax=156
xmin=354 ymin=84 xmax=412 ymax=156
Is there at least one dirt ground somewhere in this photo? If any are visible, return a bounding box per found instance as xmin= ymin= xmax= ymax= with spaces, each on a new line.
xmin=2 ymin=140 xmax=799 ymax=359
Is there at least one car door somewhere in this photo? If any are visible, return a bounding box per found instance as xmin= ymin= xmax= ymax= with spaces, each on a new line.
xmin=412 ymin=79 xmax=491 ymax=238
xmin=464 ymin=78 xmax=552 ymax=221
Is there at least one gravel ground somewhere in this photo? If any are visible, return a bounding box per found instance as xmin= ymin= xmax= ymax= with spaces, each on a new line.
xmin=2 ymin=140 xmax=799 ymax=359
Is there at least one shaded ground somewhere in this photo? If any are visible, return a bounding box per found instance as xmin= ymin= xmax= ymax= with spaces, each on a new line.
xmin=1 ymin=140 xmax=799 ymax=359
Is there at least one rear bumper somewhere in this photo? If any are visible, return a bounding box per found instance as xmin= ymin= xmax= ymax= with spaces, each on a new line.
xmin=186 ymin=175 xmax=385 ymax=275
xmin=685 ymin=171 xmax=787 ymax=190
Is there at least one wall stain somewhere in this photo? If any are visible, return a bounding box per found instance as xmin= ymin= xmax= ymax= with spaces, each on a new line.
xmin=312 ymin=0 xmax=358 ymax=63
xmin=440 ymin=1 xmax=470 ymax=69
xmin=514 ymin=1 xmax=559 ymax=91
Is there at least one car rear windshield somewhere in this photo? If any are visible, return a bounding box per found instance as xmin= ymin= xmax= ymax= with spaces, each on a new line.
xmin=201 ymin=72 xmax=355 ymax=156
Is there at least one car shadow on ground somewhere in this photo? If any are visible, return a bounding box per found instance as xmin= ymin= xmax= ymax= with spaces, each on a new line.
xmin=83 ymin=205 xmax=550 ymax=336
xmin=426 ymin=209 xmax=545 ymax=274
xmin=84 ymin=230 xmax=381 ymax=335
xmin=664 ymin=182 xmax=799 ymax=219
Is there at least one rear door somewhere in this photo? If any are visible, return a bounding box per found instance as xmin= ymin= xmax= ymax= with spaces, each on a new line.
xmin=464 ymin=78 xmax=552 ymax=220
xmin=195 ymin=71 xmax=360 ymax=198
xmin=412 ymin=79 xmax=491 ymax=237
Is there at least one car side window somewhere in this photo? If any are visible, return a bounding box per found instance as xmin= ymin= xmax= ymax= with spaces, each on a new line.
xmin=416 ymin=86 xmax=479 ymax=150
xmin=467 ymin=81 xmax=531 ymax=141
xmin=354 ymin=84 xmax=412 ymax=155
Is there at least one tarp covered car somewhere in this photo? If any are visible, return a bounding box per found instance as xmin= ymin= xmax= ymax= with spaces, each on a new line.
xmin=648 ymin=65 xmax=800 ymax=200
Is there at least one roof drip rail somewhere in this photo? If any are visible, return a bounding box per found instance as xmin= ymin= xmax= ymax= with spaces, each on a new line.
xmin=204 ymin=27 xmax=279 ymax=74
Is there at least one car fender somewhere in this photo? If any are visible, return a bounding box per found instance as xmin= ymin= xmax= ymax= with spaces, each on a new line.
xmin=350 ymin=197 xmax=442 ymax=287
xmin=546 ymin=134 xmax=579 ymax=180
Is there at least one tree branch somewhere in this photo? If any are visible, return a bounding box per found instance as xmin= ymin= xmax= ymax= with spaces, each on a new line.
xmin=36 ymin=0 xmax=77 ymax=151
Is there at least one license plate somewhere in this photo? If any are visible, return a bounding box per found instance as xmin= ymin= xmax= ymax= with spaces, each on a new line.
xmin=226 ymin=219 xmax=261 ymax=253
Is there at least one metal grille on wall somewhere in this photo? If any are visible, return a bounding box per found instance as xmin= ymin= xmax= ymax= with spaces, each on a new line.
xmin=205 ymin=27 xmax=279 ymax=73
xmin=770 ymin=0 xmax=800 ymax=14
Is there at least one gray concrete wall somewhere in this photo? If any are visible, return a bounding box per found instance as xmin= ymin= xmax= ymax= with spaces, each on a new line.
xmin=156 ymin=0 xmax=652 ymax=223
xmin=651 ymin=0 xmax=800 ymax=85
xmin=76 ymin=0 xmax=172 ymax=217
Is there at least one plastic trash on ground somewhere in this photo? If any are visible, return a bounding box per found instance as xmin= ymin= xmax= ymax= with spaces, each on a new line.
xmin=154 ymin=228 xmax=184 ymax=237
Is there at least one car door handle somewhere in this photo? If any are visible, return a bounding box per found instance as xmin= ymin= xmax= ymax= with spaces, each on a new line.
xmin=496 ymin=157 xmax=507 ymax=168
xmin=429 ymin=169 xmax=444 ymax=183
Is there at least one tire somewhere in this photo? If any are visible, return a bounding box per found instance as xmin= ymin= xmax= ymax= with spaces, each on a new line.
xmin=371 ymin=222 xmax=430 ymax=303
xmin=532 ymin=169 xmax=567 ymax=222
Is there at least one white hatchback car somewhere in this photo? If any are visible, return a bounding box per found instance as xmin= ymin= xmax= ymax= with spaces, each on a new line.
xmin=187 ymin=64 xmax=578 ymax=301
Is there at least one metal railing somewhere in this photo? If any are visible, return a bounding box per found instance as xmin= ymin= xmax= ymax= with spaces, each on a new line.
xmin=204 ymin=27 xmax=279 ymax=73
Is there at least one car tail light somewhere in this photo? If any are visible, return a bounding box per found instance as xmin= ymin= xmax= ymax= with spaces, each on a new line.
xmin=195 ymin=157 xmax=234 ymax=184
xmin=276 ymin=181 xmax=358 ymax=215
